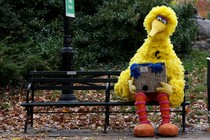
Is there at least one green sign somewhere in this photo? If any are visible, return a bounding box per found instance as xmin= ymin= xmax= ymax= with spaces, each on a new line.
xmin=65 ymin=0 xmax=75 ymax=17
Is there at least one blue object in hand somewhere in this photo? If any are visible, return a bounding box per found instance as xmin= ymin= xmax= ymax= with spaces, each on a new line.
xmin=130 ymin=63 xmax=140 ymax=79
xmin=130 ymin=63 xmax=164 ymax=79
xmin=150 ymin=63 xmax=163 ymax=74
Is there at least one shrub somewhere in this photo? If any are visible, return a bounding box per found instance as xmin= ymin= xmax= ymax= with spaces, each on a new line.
xmin=71 ymin=0 xmax=198 ymax=69
xmin=171 ymin=3 xmax=198 ymax=54
xmin=0 ymin=36 xmax=62 ymax=86
xmin=0 ymin=0 xmax=63 ymax=43
xmin=0 ymin=0 xmax=63 ymax=86
xmin=0 ymin=0 xmax=198 ymax=86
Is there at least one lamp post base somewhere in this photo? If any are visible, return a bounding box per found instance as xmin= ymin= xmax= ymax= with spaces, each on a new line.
xmin=60 ymin=42 xmax=77 ymax=102
xmin=59 ymin=93 xmax=77 ymax=102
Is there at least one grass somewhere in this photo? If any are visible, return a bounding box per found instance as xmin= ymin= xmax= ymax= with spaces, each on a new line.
xmin=182 ymin=49 xmax=209 ymax=99
xmin=182 ymin=49 xmax=209 ymax=72
xmin=181 ymin=49 xmax=209 ymax=126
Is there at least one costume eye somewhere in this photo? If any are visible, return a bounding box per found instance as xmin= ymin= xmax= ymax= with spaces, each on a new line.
xmin=157 ymin=16 xmax=167 ymax=24
xmin=162 ymin=19 xmax=167 ymax=24
xmin=157 ymin=16 xmax=162 ymax=21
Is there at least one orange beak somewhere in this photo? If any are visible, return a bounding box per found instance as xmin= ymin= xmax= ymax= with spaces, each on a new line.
xmin=149 ymin=19 xmax=167 ymax=37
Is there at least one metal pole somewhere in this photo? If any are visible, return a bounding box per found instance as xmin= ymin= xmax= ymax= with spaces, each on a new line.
xmin=59 ymin=0 xmax=77 ymax=101
xmin=207 ymin=57 xmax=210 ymax=123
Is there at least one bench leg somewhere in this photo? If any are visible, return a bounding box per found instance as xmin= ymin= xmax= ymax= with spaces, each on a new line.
xmin=182 ymin=105 xmax=186 ymax=132
xmin=24 ymin=116 xmax=28 ymax=133
xmin=104 ymin=106 xmax=109 ymax=133
xmin=24 ymin=107 xmax=30 ymax=133
xmin=30 ymin=107 xmax=34 ymax=127
xmin=24 ymin=106 xmax=34 ymax=133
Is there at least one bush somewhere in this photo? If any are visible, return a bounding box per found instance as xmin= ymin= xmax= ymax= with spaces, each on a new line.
xmin=0 ymin=0 xmax=198 ymax=86
xmin=0 ymin=0 xmax=63 ymax=86
xmin=71 ymin=0 xmax=197 ymax=69
xmin=171 ymin=3 xmax=198 ymax=54
xmin=0 ymin=0 xmax=63 ymax=43
xmin=0 ymin=36 xmax=62 ymax=86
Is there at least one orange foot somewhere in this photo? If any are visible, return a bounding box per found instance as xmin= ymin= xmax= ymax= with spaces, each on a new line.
xmin=158 ymin=123 xmax=178 ymax=137
xmin=133 ymin=124 xmax=155 ymax=137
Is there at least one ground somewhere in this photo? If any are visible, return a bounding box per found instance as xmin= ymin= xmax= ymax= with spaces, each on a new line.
xmin=1 ymin=49 xmax=210 ymax=139
xmin=0 ymin=126 xmax=210 ymax=140
xmin=0 ymin=82 xmax=210 ymax=139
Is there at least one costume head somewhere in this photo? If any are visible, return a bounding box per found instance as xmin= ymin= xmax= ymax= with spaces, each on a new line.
xmin=144 ymin=6 xmax=178 ymax=39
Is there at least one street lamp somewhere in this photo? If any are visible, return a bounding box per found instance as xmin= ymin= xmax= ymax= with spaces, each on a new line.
xmin=59 ymin=0 xmax=77 ymax=101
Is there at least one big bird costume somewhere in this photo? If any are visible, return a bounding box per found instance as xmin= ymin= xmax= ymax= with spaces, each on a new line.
xmin=114 ymin=6 xmax=185 ymax=137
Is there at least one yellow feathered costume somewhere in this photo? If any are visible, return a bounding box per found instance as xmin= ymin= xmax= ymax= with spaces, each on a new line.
xmin=114 ymin=6 xmax=185 ymax=108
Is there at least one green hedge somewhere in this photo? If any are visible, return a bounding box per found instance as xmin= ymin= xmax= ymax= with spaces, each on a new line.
xmin=0 ymin=0 xmax=198 ymax=86
xmin=71 ymin=1 xmax=198 ymax=69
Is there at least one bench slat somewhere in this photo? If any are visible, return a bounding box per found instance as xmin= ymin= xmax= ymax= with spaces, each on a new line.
xmin=21 ymin=101 xmax=133 ymax=106
xmin=29 ymin=78 xmax=118 ymax=83
xmin=32 ymin=85 xmax=108 ymax=90
xmin=21 ymin=101 xmax=189 ymax=107
xmin=30 ymin=71 xmax=121 ymax=76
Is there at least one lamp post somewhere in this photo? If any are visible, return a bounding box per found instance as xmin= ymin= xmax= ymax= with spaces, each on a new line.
xmin=59 ymin=0 xmax=77 ymax=101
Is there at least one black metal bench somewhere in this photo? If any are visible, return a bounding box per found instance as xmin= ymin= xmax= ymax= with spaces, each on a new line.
xmin=21 ymin=70 xmax=189 ymax=133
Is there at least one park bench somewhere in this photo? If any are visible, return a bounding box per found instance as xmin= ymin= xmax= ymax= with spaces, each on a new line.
xmin=21 ymin=70 xmax=189 ymax=133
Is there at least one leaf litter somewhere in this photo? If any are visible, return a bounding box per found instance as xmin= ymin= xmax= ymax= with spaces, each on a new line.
xmin=0 ymin=69 xmax=210 ymax=139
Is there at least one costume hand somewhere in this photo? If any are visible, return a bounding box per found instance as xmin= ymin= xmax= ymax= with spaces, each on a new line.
xmin=156 ymin=82 xmax=173 ymax=96
xmin=128 ymin=78 xmax=136 ymax=94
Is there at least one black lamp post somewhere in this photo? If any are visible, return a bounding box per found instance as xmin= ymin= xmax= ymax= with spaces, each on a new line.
xmin=59 ymin=0 xmax=77 ymax=101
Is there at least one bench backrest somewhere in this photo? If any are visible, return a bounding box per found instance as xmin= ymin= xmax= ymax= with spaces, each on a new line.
xmin=29 ymin=71 xmax=121 ymax=91
xmin=28 ymin=70 xmax=188 ymax=96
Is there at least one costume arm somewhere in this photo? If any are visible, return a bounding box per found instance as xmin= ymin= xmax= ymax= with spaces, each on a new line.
xmin=167 ymin=62 xmax=185 ymax=107
xmin=114 ymin=69 xmax=135 ymax=101
xmin=114 ymin=50 xmax=144 ymax=101
xmin=168 ymin=78 xmax=185 ymax=107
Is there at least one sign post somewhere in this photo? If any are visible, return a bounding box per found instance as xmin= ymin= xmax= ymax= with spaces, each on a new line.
xmin=59 ymin=0 xmax=76 ymax=101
